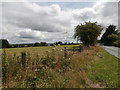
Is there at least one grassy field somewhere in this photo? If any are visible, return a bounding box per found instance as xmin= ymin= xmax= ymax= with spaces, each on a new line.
xmin=1 ymin=45 xmax=119 ymax=88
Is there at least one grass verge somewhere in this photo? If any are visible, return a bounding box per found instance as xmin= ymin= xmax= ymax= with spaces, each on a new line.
xmin=83 ymin=47 xmax=119 ymax=88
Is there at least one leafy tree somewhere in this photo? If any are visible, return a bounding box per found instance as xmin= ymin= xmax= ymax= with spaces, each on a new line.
xmin=74 ymin=21 xmax=103 ymax=47
xmin=0 ymin=39 xmax=10 ymax=48
xmin=34 ymin=42 xmax=40 ymax=46
xmin=40 ymin=42 xmax=48 ymax=46
xmin=101 ymin=25 xmax=119 ymax=44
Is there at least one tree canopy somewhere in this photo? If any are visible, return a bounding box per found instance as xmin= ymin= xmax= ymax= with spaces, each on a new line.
xmin=0 ymin=39 xmax=10 ymax=48
xmin=100 ymin=25 xmax=120 ymax=44
xmin=74 ymin=21 xmax=103 ymax=47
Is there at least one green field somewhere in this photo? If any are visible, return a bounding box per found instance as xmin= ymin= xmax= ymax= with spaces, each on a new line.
xmin=1 ymin=45 xmax=119 ymax=88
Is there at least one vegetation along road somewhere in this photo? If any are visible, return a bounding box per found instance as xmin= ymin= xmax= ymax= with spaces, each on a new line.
xmin=100 ymin=46 xmax=120 ymax=59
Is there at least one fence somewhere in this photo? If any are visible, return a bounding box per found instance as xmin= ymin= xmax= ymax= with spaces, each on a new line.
xmin=64 ymin=45 xmax=83 ymax=59
xmin=20 ymin=45 xmax=83 ymax=68
xmin=67 ymin=45 xmax=83 ymax=52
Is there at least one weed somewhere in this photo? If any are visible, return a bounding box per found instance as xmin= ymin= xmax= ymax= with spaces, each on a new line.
xmin=59 ymin=58 xmax=71 ymax=73
xmin=41 ymin=55 xmax=56 ymax=68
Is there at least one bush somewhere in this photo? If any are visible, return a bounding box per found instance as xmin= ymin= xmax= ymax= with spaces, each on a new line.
xmin=59 ymin=59 xmax=71 ymax=73
xmin=107 ymin=34 xmax=119 ymax=44
xmin=113 ymin=40 xmax=120 ymax=47
xmin=41 ymin=54 xmax=56 ymax=68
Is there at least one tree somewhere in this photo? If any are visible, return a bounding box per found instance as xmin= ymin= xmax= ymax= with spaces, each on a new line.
xmin=74 ymin=21 xmax=103 ymax=47
xmin=40 ymin=42 xmax=48 ymax=46
xmin=101 ymin=25 xmax=119 ymax=44
xmin=34 ymin=42 xmax=40 ymax=46
xmin=0 ymin=39 xmax=10 ymax=48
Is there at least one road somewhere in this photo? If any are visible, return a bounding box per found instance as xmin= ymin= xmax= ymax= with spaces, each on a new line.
xmin=100 ymin=46 xmax=120 ymax=59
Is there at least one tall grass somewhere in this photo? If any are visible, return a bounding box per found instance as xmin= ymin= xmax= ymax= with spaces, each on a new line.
xmin=1 ymin=45 xmax=119 ymax=88
xmin=2 ymin=46 xmax=72 ymax=88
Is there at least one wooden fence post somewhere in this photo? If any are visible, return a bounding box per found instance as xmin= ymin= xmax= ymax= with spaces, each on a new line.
xmin=21 ymin=52 xmax=26 ymax=70
xmin=64 ymin=47 xmax=67 ymax=59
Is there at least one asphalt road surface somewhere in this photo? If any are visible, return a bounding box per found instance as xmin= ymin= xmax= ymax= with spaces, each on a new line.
xmin=100 ymin=46 xmax=120 ymax=59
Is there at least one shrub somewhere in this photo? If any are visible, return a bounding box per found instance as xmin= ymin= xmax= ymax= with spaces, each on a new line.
xmin=113 ymin=40 xmax=120 ymax=47
xmin=59 ymin=59 xmax=71 ymax=73
xmin=41 ymin=54 xmax=56 ymax=68
xmin=107 ymin=34 xmax=119 ymax=44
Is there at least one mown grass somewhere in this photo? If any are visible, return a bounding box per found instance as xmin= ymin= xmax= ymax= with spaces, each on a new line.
xmin=1 ymin=45 xmax=119 ymax=88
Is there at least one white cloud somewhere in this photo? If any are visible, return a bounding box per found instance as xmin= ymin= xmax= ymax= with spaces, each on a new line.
xmin=1 ymin=0 xmax=118 ymax=43
xmin=93 ymin=0 xmax=118 ymax=26
xmin=18 ymin=29 xmax=45 ymax=39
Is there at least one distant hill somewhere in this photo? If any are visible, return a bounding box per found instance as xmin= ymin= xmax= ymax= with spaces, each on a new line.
xmin=0 ymin=39 xmax=10 ymax=48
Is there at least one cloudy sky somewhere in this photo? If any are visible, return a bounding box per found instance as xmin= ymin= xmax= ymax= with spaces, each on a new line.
xmin=0 ymin=0 xmax=119 ymax=44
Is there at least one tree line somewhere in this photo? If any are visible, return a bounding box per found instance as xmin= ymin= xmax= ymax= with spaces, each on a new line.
xmin=0 ymin=40 xmax=49 ymax=48
xmin=0 ymin=40 xmax=75 ymax=48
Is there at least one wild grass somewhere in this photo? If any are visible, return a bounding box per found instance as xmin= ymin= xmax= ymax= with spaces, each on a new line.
xmin=84 ymin=48 xmax=119 ymax=88
xmin=1 ymin=45 xmax=119 ymax=88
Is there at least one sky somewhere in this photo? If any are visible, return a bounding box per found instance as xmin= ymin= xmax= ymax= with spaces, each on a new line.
xmin=0 ymin=0 xmax=119 ymax=44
